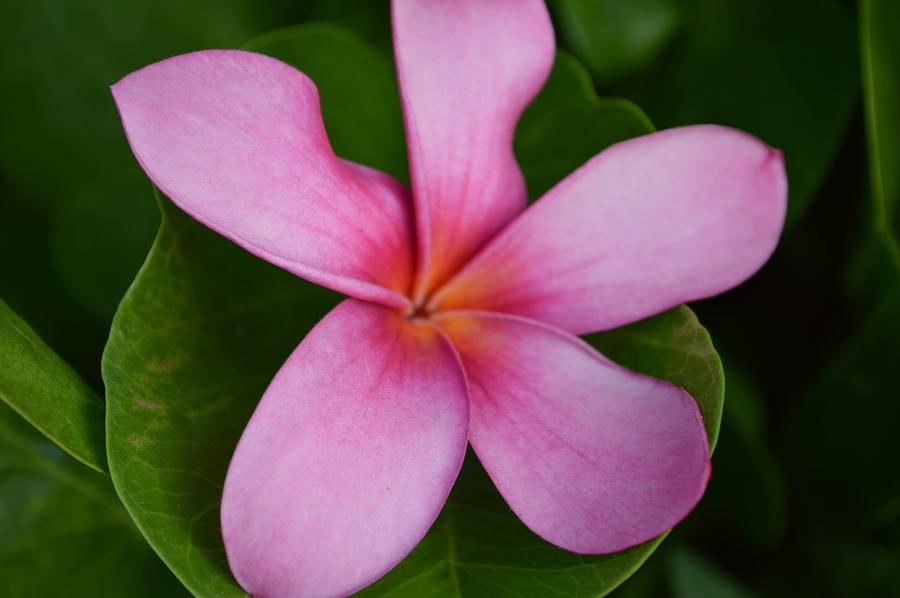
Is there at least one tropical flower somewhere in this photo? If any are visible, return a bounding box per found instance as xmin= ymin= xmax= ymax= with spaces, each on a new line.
xmin=111 ymin=1 xmax=786 ymax=597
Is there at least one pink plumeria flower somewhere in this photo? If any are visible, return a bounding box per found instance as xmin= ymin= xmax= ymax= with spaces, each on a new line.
xmin=111 ymin=1 xmax=786 ymax=597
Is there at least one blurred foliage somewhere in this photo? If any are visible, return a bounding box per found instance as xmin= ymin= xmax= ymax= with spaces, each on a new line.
xmin=516 ymin=51 xmax=653 ymax=200
xmin=555 ymin=0 xmax=858 ymax=226
xmin=669 ymin=547 xmax=757 ymax=598
xmin=244 ymin=22 xmax=407 ymax=180
xmin=1 ymin=0 xmax=899 ymax=596
xmin=550 ymin=0 xmax=681 ymax=85
xmin=0 ymin=0 xmax=306 ymax=384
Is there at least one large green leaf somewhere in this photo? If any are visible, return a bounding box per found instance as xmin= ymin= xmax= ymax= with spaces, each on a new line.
xmin=102 ymin=23 xmax=724 ymax=598
xmin=0 ymin=402 xmax=188 ymax=597
xmin=102 ymin=23 xmax=398 ymax=595
xmin=103 ymin=196 xmax=337 ymax=597
xmin=516 ymin=51 xmax=654 ymax=200
xmin=0 ymin=297 xmax=106 ymax=473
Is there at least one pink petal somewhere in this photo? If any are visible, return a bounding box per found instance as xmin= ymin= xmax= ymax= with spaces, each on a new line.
xmin=434 ymin=125 xmax=787 ymax=334
xmin=112 ymin=50 xmax=414 ymax=309
xmin=392 ymin=0 xmax=555 ymax=299
xmin=436 ymin=310 xmax=710 ymax=553
xmin=221 ymin=299 xmax=468 ymax=598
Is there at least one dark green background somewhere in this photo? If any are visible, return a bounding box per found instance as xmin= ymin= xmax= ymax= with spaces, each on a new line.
xmin=2 ymin=0 xmax=898 ymax=596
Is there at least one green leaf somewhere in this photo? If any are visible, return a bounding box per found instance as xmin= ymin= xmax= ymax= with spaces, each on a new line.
xmin=100 ymin=22 xmax=414 ymax=596
xmin=102 ymin=24 xmax=723 ymax=598
xmin=103 ymin=196 xmax=338 ymax=597
xmin=102 ymin=25 xmax=408 ymax=593
xmin=244 ymin=22 xmax=408 ymax=181
xmin=550 ymin=0 xmax=681 ymax=85
xmin=50 ymin=167 xmax=161 ymax=320
xmin=0 ymin=297 xmax=106 ymax=473
xmin=861 ymin=0 xmax=900 ymax=272
xmin=586 ymin=306 xmax=725 ymax=452
xmin=0 ymin=401 xmax=188 ymax=597
xmin=516 ymin=51 xmax=654 ymax=200
xmin=632 ymin=0 xmax=858 ymax=225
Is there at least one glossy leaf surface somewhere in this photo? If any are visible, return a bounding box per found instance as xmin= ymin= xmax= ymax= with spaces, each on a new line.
xmin=0 ymin=297 xmax=106 ymax=472
xmin=103 ymin=196 xmax=336 ymax=597
xmin=102 ymin=24 xmax=396 ymax=595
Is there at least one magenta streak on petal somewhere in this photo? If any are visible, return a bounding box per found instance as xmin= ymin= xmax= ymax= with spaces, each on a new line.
xmin=392 ymin=0 xmax=555 ymax=301
xmin=111 ymin=49 xmax=414 ymax=309
xmin=436 ymin=310 xmax=711 ymax=554
xmin=433 ymin=125 xmax=788 ymax=335
xmin=221 ymin=299 xmax=469 ymax=598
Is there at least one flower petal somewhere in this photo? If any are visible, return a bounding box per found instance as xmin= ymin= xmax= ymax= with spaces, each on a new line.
xmin=112 ymin=50 xmax=414 ymax=309
xmin=221 ymin=299 xmax=469 ymax=598
xmin=436 ymin=310 xmax=710 ymax=554
xmin=434 ymin=125 xmax=787 ymax=334
xmin=392 ymin=0 xmax=555 ymax=298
